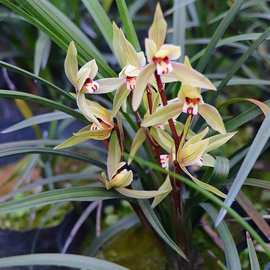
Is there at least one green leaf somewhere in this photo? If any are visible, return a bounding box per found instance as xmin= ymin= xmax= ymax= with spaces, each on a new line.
xmin=196 ymin=0 xmax=244 ymax=72
xmin=0 ymin=90 xmax=86 ymax=123
xmin=215 ymin=113 xmax=270 ymax=227
xmin=0 ymin=186 xmax=121 ymax=214
xmin=1 ymin=111 xmax=71 ymax=133
xmin=1 ymin=0 xmax=115 ymax=77
xmin=34 ymin=31 xmax=51 ymax=75
xmin=173 ymin=0 xmax=186 ymax=62
xmin=245 ymin=178 xmax=270 ymax=190
xmin=116 ymin=0 xmax=140 ymax=50
xmin=217 ymin=27 xmax=270 ymax=93
xmin=87 ymin=214 xmax=139 ymax=256
xmin=128 ymin=128 xmax=146 ymax=164
xmin=0 ymin=60 xmax=74 ymax=102
xmin=201 ymin=203 xmax=241 ymax=270
xmin=0 ymin=254 xmax=128 ymax=270
xmin=141 ymin=101 xmax=182 ymax=127
xmin=127 ymin=154 xmax=270 ymax=258
xmin=138 ymin=195 xmax=187 ymax=259
xmin=0 ymin=146 xmax=106 ymax=169
xmin=81 ymin=0 xmax=113 ymax=51
xmin=246 ymin=232 xmax=261 ymax=270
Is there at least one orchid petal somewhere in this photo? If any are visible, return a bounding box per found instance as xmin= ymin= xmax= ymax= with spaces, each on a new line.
xmin=83 ymin=99 xmax=113 ymax=127
xmin=116 ymin=184 xmax=169 ymax=199
xmin=77 ymin=59 xmax=98 ymax=91
xmin=95 ymin=78 xmax=124 ymax=94
xmin=207 ymin=132 xmax=237 ymax=152
xmin=128 ymin=128 xmax=146 ymax=164
xmin=245 ymin=98 xmax=270 ymax=116
xmin=202 ymin=153 xmax=216 ymax=167
xmin=107 ymin=169 xmax=133 ymax=189
xmin=137 ymin=51 xmax=146 ymax=67
xmin=181 ymin=166 xmax=226 ymax=198
xmin=54 ymin=125 xmax=111 ymax=149
xmin=142 ymin=101 xmax=182 ymax=127
xmin=124 ymin=65 xmax=141 ymax=77
xmin=112 ymin=22 xmax=140 ymax=68
xmin=132 ymin=63 xmax=156 ymax=111
xmin=177 ymin=139 xmax=209 ymax=167
xmin=185 ymin=127 xmax=209 ymax=147
xmin=107 ymin=131 xmax=122 ymax=180
xmin=160 ymin=44 xmax=181 ymax=60
xmin=64 ymin=41 xmax=78 ymax=89
xmin=145 ymin=38 xmax=157 ymax=62
xmin=149 ymin=3 xmax=167 ymax=49
xmin=76 ymin=93 xmax=100 ymax=126
xmin=150 ymin=127 xmax=174 ymax=153
xmin=151 ymin=175 xmax=172 ymax=208
xmin=171 ymin=63 xmax=216 ymax=90
xmin=112 ymin=84 xmax=129 ymax=116
xmin=199 ymin=103 xmax=226 ymax=134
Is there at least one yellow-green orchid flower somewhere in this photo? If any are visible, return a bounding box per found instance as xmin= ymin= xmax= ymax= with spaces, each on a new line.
xmin=176 ymin=57 xmax=226 ymax=134
xmin=132 ymin=4 xmax=216 ymax=111
xmin=176 ymin=127 xmax=236 ymax=197
xmin=111 ymin=23 xmax=146 ymax=115
xmin=54 ymin=98 xmax=114 ymax=150
xmin=64 ymin=41 xmax=123 ymax=95
xmin=103 ymin=131 xmax=172 ymax=204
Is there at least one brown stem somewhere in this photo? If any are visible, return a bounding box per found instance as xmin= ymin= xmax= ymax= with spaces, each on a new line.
xmin=146 ymin=84 xmax=153 ymax=114
xmin=154 ymin=70 xmax=185 ymax=253
xmin=154 ymin=71 xmax=180 ymax=150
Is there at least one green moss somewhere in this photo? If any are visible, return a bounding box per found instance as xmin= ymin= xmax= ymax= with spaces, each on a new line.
xmin=98 ymin=226 xmax=167 ymax=270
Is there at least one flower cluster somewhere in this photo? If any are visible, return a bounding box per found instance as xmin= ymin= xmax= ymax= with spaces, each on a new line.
xmin=55 ymin=3 xmax=236 ymax=202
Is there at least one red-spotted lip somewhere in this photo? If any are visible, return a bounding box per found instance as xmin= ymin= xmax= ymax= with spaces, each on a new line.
xmin=152 ymin=56 xmax=169 ymax=64
xmin=185 ymin=97 xmax=201 ymax=105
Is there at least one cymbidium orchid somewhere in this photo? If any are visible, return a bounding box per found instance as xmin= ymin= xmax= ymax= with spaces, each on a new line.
xmin=132 ymin=4 xmax=216 ymax=111
xmin=176 ymin=57 xmax=226 ymax=134
xmin=101 ymin=131 xmax=171 ymax=205
xmin=111 ymin=23 xmax=146 ymax=115
xmin=176 ymin=127 xmax=236 ymax=197
xmin=64 ymin=41 xmax=123 ymax=96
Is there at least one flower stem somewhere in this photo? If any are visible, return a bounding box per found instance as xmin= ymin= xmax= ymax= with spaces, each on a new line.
xmin=154 ymin=71 xmax=185 ymax=253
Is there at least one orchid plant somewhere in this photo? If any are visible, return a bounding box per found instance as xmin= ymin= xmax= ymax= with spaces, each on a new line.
xmin=56 ymin=3 xmax=234 ymax=202
xmin=2 ymin=0 xmax=270 ymax=269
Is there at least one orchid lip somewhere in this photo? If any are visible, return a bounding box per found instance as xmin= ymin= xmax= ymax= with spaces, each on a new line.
xmin=126 ymin=76 xmax=136 ymax=91
xmin=182 ymin=97 xmax=201 ymax=115
xmin=82 ymin=78 xmax=99 ymax=93
xmin=152 ymin=56 xmax=172 ymax=75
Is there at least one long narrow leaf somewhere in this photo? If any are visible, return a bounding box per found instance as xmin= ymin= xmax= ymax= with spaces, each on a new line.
xmin=0 ymin=254 xmax=128 ymax=270
xmin=0 ymin=146 xmax=106 ymax=168
xmin=1 ymin=111 xmax=72 ymax=133
xmin=215 ymin=113 xmax=270 ymax=227
xmin=201 ymin=203 xmax=241 ymax=270
xmin=0 ymin=90 xmax=86 ymax=122
xmin=138 ymin=198 xmax=187 ymax=259
xmin=247 ymin=232 xmax=261 ymax=270
xmin=0 ymin=60 xmax=74 ymax=102
xmin=116 ymin=0 xmax=140 ymax=50
xmin=128 ymin=154 xmax=270 ymax=257
xmin=0 ymin=186 xmax=121 ymax=214
xmin=81 ymin=0 xmax=113 ymax=51
xmin=196 ymin=0 xmax=244 ymax=72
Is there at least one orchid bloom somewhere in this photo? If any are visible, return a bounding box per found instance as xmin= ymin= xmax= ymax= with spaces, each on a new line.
xmin=54 ymin=98 xmax=114 ymax=150
xmin=132 ymin=4 xmax=217 ymax=111
xmin=111 ymin=23 xmax=147 ymax=115
xmin=100 ymin=131 xmax=172 ymax=204
xmin=64 ymin=41 xmax=123 ymax=95
xmin=177 ymin=57 xmax=226 ymax=134
xmin=176 ymin=127 xmax=236 ymax=197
